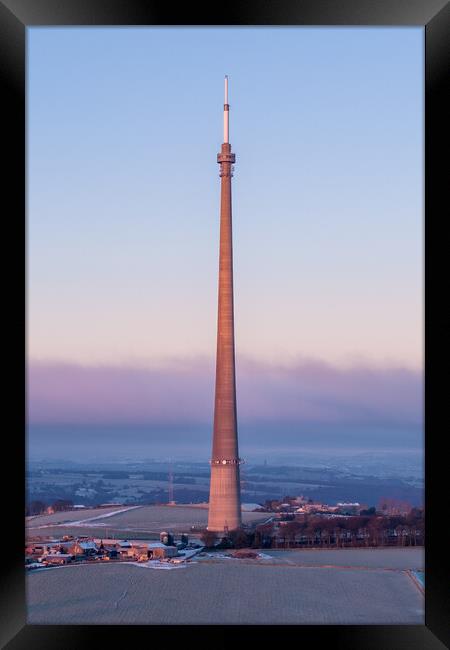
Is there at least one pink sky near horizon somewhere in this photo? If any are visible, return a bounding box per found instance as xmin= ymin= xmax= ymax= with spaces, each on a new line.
xmin=28 ymin=356 xmax=422 ymax=427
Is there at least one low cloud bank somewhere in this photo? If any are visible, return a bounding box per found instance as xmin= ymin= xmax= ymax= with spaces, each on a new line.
xmin=28 ymin=357 xmax=422 ymax=428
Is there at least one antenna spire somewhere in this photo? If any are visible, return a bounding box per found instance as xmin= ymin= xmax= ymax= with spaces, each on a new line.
xmin=223 ymin=75 xmax=229 ymax=144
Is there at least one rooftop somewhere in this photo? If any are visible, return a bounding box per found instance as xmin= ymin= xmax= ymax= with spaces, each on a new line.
xmin=79 ymin=542 xmax=97 ymax=550
xmin=148 ymin=542 xmax=168 ymax=549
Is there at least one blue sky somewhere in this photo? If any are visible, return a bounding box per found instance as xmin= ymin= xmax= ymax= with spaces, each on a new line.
xmin=27 ymin=27 xmax=423 ymax=459
xmin=28 ymin=26 xmax=423 ymax=367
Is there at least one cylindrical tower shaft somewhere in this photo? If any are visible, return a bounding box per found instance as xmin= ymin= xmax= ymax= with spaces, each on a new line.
xmin=207 ymin=77 xmax=242 ymax=533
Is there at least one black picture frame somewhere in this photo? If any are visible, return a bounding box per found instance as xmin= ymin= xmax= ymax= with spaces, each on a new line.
xmin=2 ymin=0 xmax=448 ymax=648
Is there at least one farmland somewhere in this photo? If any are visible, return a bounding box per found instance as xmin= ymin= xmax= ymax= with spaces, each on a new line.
xmin=27 ymin=553 xmax=424 ymax=624
xmin=26 ymin=504 xmax=269 ymax=540
xmin=85 ymin=504 xmax=268 ymax=530
xmin=265 ymin=547 xmax=424 ymax=570
xmin=26 ymin=505 xmax=131 ymax=527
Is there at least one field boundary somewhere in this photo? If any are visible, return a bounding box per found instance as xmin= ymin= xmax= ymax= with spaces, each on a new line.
xmin=406 ymin=569 xmax=425 ymax=595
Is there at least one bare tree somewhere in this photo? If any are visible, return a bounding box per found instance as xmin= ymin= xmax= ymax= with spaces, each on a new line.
xmin=26 ymin=500 xmax=47 ymax=516
xmin=199 ymin=529 xmax=218 ymax=548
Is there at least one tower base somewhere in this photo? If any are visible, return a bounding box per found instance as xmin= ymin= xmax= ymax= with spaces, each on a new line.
xmin=207 ymin=463 xmax=242 ymax=532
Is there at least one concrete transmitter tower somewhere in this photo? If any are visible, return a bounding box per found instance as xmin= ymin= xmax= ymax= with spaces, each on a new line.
xmin=207 ymin=76 xmax=242 ymax=533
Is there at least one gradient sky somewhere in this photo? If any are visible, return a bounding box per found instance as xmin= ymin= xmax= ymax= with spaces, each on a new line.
xmin=27 ymin=27 xmax=423 ymax=457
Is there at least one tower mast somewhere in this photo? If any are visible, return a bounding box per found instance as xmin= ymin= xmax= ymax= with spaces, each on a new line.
xmin=207 ymin=76 xmax=242 ymax=533
xmin=223 ymin=75 xmax=229 ymax=143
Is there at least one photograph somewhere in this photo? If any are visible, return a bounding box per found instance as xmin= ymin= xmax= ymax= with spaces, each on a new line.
xmin=24 ymin=25 xmax=427 ymax=626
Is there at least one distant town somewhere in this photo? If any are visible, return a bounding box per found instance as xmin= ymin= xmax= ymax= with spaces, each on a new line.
xmin=26 ymin=457 xmax=423 ymax=511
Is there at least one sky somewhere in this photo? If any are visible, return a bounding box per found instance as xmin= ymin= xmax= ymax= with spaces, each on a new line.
xmin=27 ymin=27 xmax=423 ymax=461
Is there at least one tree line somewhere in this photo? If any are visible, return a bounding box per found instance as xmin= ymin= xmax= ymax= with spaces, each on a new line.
xmin=200 ymin=509 xmax=424 ymax=549
xmin=26 ymin=499 xmax=74 ymax=516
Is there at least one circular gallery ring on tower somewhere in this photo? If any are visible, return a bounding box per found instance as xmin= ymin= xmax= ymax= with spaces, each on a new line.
xmin=209 ymin=458 xmax=244 ymax=465
xmin=217 ymin=153 xmax=236 ymax=163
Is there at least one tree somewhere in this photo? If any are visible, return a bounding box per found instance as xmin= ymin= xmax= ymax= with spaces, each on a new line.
xmin=346 ymin=517 xmax=363 ymax=547
xmin=377 ymin=497 xmax=412 ymax=516
xmin=276 ymin=524 xmax=288 ymax=548
xmin=333 ymin=519 xmax=346 ymax=548
xmin=26 ymin=500 xmax=47 ymax=516
xmin=379 ymin=516 xmax=393 ymax=546
xmin=366 ymin=517 xmax=383 ymax=546
xmin=405 ymin=507 xmax=423 ymax=526
xmin=283 ymin=521 xmax=303 ymax=548
xmin=403 ymin=508 xmax=424 ymax=546
xmin=253 ymin=523 xmax=274 ymax=548
xmin=264 ymin=499 xmax=281 ymax=512
xmin=52 ymin=499 xmax=74 ymax=512
xmin=305 ymin=518 xmax=320 ymax=547
xmin=321 ymin=519 xmax=334 ymax=548
xmin=308 ymin=516 xmax=329 ymax=547
xmin=199 ymin=529 xmax=218 ymax=548
xmin=395 ymin=524 xmax=405 ymax=546
xmin=228 ymin=528 xmax=251 ymax=549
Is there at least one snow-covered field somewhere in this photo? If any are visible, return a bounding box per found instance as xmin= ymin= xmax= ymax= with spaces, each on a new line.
xmin=26 ymin=505 xmax=269 ymax=541
xmin=87 ymin=505 xmax=267 ymax=531
xmin=26 ymin=505 xmax=135 ymax=528
xmin=27 ymin=558 xmax=424 ymax=624
xmin=264 ymin=547 xmax=424 ymax=570
xmin=26 ymin=505 xmax=267 ymax=537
